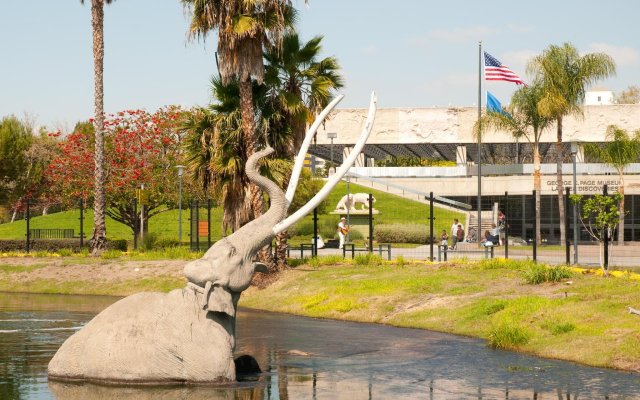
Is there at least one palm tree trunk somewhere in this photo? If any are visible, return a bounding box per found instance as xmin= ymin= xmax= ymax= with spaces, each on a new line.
xmin=90 ymin=0 xmax=108 ymax=255
xmin=618 ymin=174 xmax=625 ymax=245
xmin=533 ymin=143 xmax=542 ymax=244
xmin=556 ymin=116 xmax=566 ymax=246
xmin=238 ymin=77 xmax=271 ymax=266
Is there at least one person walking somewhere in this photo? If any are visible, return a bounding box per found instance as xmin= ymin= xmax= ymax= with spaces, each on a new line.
xmin=451 ymin=218 xmax=464 ymax=249
xmin=337 ymin=217 xmax=349 ymax=249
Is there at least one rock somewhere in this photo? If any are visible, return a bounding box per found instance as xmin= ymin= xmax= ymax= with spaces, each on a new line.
xmin=48 ymin=287 xmax=236 ymax=385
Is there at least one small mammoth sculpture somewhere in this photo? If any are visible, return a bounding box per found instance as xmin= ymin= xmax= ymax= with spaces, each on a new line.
xmin=335 ymin=193 xmax=376 ymax=211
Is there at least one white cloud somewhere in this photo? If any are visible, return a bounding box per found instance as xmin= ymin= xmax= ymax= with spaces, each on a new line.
xmin=586 ymin=43 xmax=640 ymax=67
xmin=428 ymin=25 xmax=496 ymax=43
xmin=507 ymin=23 xmax=534 ymax=34
xmin=360 ymin=44 xmax=378 ymax=55
xmin=500 ymin=50 xmax=537 ymax=72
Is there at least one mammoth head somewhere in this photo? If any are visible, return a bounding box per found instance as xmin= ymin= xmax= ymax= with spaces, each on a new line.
xmin=182 ymin=92 xmax=377 ymax=318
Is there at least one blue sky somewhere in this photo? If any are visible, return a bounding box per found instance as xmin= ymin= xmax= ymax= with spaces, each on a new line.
xmin=2 ymin=1 xmax=639 ymax=130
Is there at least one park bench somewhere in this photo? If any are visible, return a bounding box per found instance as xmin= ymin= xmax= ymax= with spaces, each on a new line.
xmin=342 ymin=243 xmax=392 ymax=260
xmin=437 ymin=242 xmax=495 ymax=261
xmin=286 ymin=243 xmax=317 ymax=258
xmin=28 ymin=229 xmax=75 ymax=239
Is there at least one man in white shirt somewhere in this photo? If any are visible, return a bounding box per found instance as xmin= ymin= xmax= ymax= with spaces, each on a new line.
xmin=337 ymin=217 xmax=349 ymax=249
xmin=451 ymin=218 xmax=463 ymax=248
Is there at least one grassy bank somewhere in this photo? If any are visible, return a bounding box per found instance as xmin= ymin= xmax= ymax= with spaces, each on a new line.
xmin=240 ymin=256 xmax=640 ymax=372
xmin=1 ymin=253 xmax=639 ymax=372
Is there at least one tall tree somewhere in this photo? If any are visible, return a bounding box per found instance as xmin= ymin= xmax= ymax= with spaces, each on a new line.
xmin=182 ymin=0 xmax=295 ymax=221
xmin=527 ymin=42 xmax=616 ymax=245
xmin=0 ymin=116 xmax=33 ymax=215
xmin=475 ymin=84 xmax=553 ymax=244
xmin=263 ymin=32 xmax=343 ymax=268
xmin=80 ymin=0 xmax=114 ymax=255
xmin=584 ymin=125 xmax=640 ymax=245
xmin=615 ymin=86 xmax=640 ymax=104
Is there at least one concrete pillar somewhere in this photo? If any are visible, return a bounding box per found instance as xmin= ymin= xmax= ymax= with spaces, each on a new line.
xmin=456 ymin=145 xmax=467 ymax=166
xmin=343 ymin=146 xmax=366 ymax=167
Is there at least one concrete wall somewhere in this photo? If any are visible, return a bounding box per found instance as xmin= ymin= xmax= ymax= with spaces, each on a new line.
xmin=315 ymin=105 xmax=640 ymax=145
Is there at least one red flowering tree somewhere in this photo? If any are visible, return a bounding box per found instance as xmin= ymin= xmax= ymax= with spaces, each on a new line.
xmin=48 ymin=106 xmax=187 ymax=237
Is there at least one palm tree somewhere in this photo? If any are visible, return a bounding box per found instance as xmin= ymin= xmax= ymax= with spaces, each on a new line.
xmin=263 ymin=32 xmax=344 ymax=152
xmin=527 ymin=42 xmax=616 ymax=246
xmin=80 ymin=0 xmax=114 ymax=255
xmin=475 ymin=84 xmax=553 ymax=244
xmin=262 ymin=32 xmax=343 ymax=268
xmin=182 ymin=0 xmax=295 ymax=221
xmin=584 ymin=125 xmax=640 ymax=245
xmin=183 ymin=77 xmax=293 ymax=236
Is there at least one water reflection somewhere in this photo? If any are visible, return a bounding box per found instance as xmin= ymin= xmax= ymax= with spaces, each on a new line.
xmin=1 ymin=292 xmax=640 ymax=399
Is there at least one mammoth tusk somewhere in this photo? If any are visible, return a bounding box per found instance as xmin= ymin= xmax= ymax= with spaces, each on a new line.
xmin=285 ymin=94 xmax=345 ymax=205
xmin=274 ymin=91 xmax=377 ymax=235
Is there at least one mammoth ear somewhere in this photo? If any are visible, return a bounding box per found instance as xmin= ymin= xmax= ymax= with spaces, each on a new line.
xmin=253 ymin=262 xmax=268 ymax=273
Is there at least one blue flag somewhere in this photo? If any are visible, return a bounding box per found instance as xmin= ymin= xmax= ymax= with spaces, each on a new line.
xmin=486 ymin=91 xmax=504 ymax=114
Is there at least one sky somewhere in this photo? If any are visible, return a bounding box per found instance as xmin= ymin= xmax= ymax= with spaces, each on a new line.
xmin=1 ymin=1 xmax=640 ymax=131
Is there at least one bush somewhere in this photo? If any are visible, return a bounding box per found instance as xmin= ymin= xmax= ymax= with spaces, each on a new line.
xmin=354 ymin=253 xmax=384 ymax=266
xmin=0 ymin=239 xmax=126 ymax=253
xmin=523 ymin=263 xmax=572 ymax=284
xmin=374 ymin=224 xmax=429 ymax=244
xmin=489 ymin=324 xmax=530 ymax=349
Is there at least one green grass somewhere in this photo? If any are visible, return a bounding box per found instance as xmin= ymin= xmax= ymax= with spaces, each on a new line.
xmin=240 ymin=258 xmax=640 ymax=370
xmin=289 ymin=181 xmax=465 ymax=243
xmin=0 ymin=182 xmax=464 ymax=248
xmin=0 ymin=208 xmax=223 ymax=243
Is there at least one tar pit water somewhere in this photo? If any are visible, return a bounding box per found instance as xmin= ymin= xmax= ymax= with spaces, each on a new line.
xmin=1 ymin=292 xmax=639 ymax=399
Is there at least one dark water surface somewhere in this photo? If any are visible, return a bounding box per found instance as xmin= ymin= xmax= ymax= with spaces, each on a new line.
xmin=1 ymin=292 xmax=639 ymax=399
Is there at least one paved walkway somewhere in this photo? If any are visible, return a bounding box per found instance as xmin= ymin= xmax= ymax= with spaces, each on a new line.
xmin=292 ymin=243 xmax=640 ymax=269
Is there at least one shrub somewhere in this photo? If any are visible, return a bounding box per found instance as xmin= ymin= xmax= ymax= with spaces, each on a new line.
xmin=154 ymin=238 xmax=181 ymax=249
xmin=354 ymin=253 xmax=384 ymax=266
xmin=489 ymin=324 xmax=530 ymax=349
xmin=57 ymin=248 xmax=74 ymax=257
xmin=101 ymin=250 xmax=122 ymax=259
xmin=0 ymin=239 xmax=125 ymax=253
xmin=523 ymin=263 xmax=572 ymax=284
xmin=374 ymin=224 xmax=429 ymax=244
xmin=108 ymin=239 xmax=128 ymax=252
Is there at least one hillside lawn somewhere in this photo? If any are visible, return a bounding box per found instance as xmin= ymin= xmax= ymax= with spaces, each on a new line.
xmin=0 ymin=182 xmax=465 ymax=246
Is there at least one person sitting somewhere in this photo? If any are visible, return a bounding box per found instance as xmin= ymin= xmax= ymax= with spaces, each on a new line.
xmin=465 ymin=228 xmax=477 ymax=243
xmin=480 ymin=230 xmax=497 ymax=247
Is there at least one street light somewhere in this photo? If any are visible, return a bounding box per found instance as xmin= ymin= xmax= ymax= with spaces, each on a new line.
xmin=570 ymin=142 xmax=579 ymax=264
xmin=327 ymin=132 xmax=337 ymax=175
xmin=177 ymin=165 xmax=185 ymax=243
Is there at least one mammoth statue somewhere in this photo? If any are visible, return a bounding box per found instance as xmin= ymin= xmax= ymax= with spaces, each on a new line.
xmin=48 ymin=93 xmax=377 ymax=385
xmin=335 ymin=193 xmax=376 ymax=211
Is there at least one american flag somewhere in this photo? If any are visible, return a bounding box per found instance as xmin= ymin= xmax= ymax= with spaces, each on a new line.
xmin=484 ymin=52 xmax=526 ymax=86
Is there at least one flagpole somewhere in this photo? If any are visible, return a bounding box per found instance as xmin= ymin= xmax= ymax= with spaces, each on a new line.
xmin=477 ymin=41 xmax=482 ymax=245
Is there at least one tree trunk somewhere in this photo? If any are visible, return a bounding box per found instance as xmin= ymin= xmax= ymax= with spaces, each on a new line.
xmin=618 ymin=174 xmax=625 ymax=245
xmin=556 ymin=116 xmax=566 ymax=246
xmin=11 ymin=209 xmax=17 ymax=223
xmin=273 ymin=231 xmax=289 ymax=271
xmin=533 ymin=143 xmax=542 ymax=244
xmin=90 ymin=0 xmax=108 ymax=256
xmin=238 ymin=77 xmax=271 ymax=265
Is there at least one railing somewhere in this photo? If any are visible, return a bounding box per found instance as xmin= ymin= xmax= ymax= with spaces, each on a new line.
xmin=346 ymin=171 xmax=472 ymax=210
xmin=28 ymin=229 xmax=75 ymax=239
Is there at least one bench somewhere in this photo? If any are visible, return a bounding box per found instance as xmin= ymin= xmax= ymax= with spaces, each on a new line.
xmin=342 ymin=243 xmax=392 ymax=260
xmin=437 ymin=243 xmax=494 ymax=261
xmin=28 ymin=229 xmax=75 ymax=239
xmin=286 ymin=243 xmax=317 ymax=258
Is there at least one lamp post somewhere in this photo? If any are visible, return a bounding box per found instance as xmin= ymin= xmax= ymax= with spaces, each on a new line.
xmin=570 ymin=142 xmax=578 ymax=264
xmin=327 ymin=132 xmax=337 ymax=175
xmin=177 ymin=165 xmax=185 ymax=243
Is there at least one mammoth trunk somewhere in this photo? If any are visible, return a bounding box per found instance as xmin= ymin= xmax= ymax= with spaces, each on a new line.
xmin=224 ymin=147 xmax=287 ymax=263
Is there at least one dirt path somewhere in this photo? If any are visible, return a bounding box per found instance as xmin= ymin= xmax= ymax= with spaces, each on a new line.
xmin=0 ymin=257 xmax=185 ymax=283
